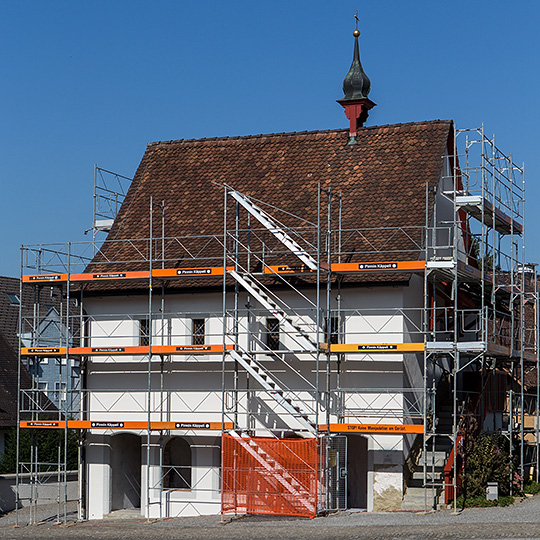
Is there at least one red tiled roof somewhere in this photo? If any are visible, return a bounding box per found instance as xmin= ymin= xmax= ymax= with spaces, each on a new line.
xmin=86 ymin=120 xmax=453 ymax=291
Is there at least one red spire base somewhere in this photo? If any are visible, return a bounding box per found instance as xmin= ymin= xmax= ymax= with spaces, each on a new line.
xmin=337 ymin=98 xmax=376 ymax=143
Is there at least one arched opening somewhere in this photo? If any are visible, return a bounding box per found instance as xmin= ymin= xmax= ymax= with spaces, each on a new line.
xmin=111 ymin=433 xmax=141 ymax=510
xmin=347 ymin=434 xmax=368 ymax=509
xmin=163 ymin=437 xmax=191 ymax=490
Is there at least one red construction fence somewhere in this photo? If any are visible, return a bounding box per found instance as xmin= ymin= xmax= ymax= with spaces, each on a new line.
xmin=221 ymin=433 xmax=318 ymax=518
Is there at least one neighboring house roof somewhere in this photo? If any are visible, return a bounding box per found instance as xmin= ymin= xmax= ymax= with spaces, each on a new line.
xmin=0 ymin=277 xmax=30 ymax=426
xmin=0 ymin=277 xmax=66 ymax=425
xmin=0 ymin=277 xmax=22 ymax=353
xmin=86 ymin=120 xmax=453 ymax=292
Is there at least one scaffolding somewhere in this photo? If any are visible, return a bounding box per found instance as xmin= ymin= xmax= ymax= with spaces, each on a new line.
xmin=88 ymin=166 xmax=132 ymax=243
xmin=15 ymin=125 xmax=539 ymax=522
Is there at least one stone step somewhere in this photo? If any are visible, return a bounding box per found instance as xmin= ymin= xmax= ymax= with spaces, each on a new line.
xmin=411 ymin=470 xmax=444 ymax=481
xmin=418 ymin=450 xmax=449 ymax=463
xmin=402 ymin=499 xmax=436 ymax=511
xmin=405 ymin=484 xmax=443 ymax=492
xmin=104 ymin=509 xmax=142 ymax=520
xmin=407 ymin=478 xmax=442 ymax=489
xmin=402 ymin=487 xmax=442 ymax=511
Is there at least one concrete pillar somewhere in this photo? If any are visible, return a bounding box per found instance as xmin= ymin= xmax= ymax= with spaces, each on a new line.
xmin=86 ymin=434 xmax=110 ymax=520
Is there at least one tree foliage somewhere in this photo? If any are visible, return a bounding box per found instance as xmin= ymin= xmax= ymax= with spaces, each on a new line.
xmin=460 ymin=431 xmax=517 ymax=499
xmin=0 ymin=428 xmax=79 ymax=474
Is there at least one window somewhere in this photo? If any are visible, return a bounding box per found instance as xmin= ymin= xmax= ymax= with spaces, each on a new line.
xmin=54 ymin=381 xmax=66 ymax=404
xmin=163 ymin=438 xmax=191 ymax=489
xmin=38 ymin=381 xmax=49 ymax=401
xmin=324 ymin=316 xmax=340 ymax=345
xmin=192 ymin=319 xmax=205 ymax=345
xmin=265 ymin=317 xmax=280 ymax=351
xmin=6 ymin=293 xmax=19 ymax=305
xmin=139 ymin=319 xmax=149 ymax=347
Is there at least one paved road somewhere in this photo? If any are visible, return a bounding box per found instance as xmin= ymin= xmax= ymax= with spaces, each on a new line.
xmin=1 ymin=497 xmax=540 ymax=539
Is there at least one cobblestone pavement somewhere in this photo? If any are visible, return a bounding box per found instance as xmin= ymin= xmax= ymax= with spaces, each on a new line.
xmin=1 ymin=496 xmax=540 ymax=539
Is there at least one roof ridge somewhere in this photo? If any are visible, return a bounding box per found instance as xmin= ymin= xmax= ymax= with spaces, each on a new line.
xmin=0 ymin=276 xmax=19 ymax=287
xmin=147 ymin=119 xmax=453 ymax=147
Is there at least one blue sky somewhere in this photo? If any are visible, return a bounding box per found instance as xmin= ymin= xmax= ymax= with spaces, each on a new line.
xmin=1 ymin=1 xmax=539 ymax=277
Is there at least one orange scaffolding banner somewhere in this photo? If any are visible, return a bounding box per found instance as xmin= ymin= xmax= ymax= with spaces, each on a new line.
xmin=20 ymin=420 xmax=234 ymax=431
xmin=319 ymin=423 xmax=424 ymax=434
xmin=221 ymin=434 xmax=318 ymax=519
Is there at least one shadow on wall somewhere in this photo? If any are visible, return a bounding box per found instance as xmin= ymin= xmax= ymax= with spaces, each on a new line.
xmin=347 ymin=434 xmax=368 ymax=509
xmin=111 ymin=434 xmax=141 ymax=511
xmin=0 ymin=476 xmax=17 ymax=514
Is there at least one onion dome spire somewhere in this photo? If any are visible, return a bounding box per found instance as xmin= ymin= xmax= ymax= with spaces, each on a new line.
xmin=342 ymin=29 xmax=371 ymax=100
xmin=337 ymin=21 xmax=376 ymax=145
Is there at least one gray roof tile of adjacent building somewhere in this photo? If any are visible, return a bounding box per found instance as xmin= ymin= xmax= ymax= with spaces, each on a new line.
xmin=0 ymin=276 xmax=65 ymax=426
xmin=0 ymin=277 xmax=31 ymax=426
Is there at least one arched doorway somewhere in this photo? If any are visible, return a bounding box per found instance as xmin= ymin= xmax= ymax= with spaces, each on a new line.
xmin=347 ymin=434 xmax=368 ymax=509
xmin=111 ymin=433 xmax=141 ymax=510
xmin=163 ymin=437 xmax=192 ymax=490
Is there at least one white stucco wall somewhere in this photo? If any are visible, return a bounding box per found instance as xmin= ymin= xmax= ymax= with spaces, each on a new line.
xmin=81 ymin=278 xmax=429 ymax=516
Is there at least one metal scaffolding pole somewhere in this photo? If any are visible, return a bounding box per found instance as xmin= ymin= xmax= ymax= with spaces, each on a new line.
xmin=145 ymin=197 xmax=154 ymax=519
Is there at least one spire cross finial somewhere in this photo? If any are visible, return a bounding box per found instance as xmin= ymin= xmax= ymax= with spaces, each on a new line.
xmin=354 ymin=11 xmax=359 ymax=30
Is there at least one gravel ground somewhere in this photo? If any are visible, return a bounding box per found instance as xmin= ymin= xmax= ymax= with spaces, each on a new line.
xmin=1 ymin=497 xmax=540 ymax=539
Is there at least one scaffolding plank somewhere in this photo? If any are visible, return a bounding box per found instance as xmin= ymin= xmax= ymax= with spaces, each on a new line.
xmin=322 ymin=343 xmax=425 ymax=353
xmin=22 ymin=274 xmax=68 ymax=283
xmin=426 ymin=260 xmax=483 ymax=282
xmin=456 ymin=195 xmax=523 ymax=235
xmin=263 ymin=261 xmax=426 ymax=275
xmin=20 ymin=420 xmax=234 ymax=430
xmin=486 ymin=343 xmax=536 ymax=362
xmin=22 ymin=261 xmax=430 ymax=283
xmin=22 ymin=344 xmax=233 ymax=356
xmin=333 ymin=261 xmax=426 ymax=273
xmin=21 ymin=347 xmax=68 ymax=356
xmin=319 ymin=423 xmax=424 ymax=434
xmin=264 ymin=264 xmax=315 ymax=275
xmin=23 ymin=267 xmax=232 ymax=283
xmin=153 ymin=266 xmax=234 ymax=278
xmin=71 ymin=270 xmax=150 ymax=281
xmin=151 ymin=344 xmax=234 ymax=354
xmin=20 ymin=421 xmax=67 ymax=428
xmin=70 ymin=346 xmax=149 ymax=355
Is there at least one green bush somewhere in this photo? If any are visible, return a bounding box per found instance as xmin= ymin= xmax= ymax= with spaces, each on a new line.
xmin=455 ymin=494 xmax=497 ymax=508
xmin=498 ymin=495 xmax=515 ymax=507
xmin=524 ymin=481 xmax=540 ymax=495
xmin=455 ymin=494 xmax=515 ymax=508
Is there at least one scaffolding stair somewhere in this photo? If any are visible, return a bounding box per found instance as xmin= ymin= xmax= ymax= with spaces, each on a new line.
xmin=229 ymin=270 xmax=318 ymax=351
xmin=230 ymin=190 xmax=318 ymax=271
xmin=229 ymin=349 xmax=317 ymax=433
xmin=402 ymin=404 xmax=453 ymax=510
xmin=228 ymin=430 xmax=316 ymax=515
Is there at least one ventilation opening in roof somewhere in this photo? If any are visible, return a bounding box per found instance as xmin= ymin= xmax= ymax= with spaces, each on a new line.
xmin=6 ymin=293 xmax=20 ymax=305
